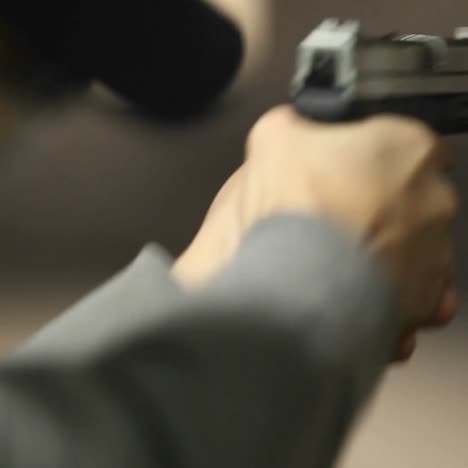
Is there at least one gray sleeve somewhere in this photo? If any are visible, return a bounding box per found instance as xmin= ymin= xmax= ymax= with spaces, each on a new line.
xmin=0 ymin=214 xmax=399 ymax=468
xmin=11 ymin=243 xmax=184 ymax=365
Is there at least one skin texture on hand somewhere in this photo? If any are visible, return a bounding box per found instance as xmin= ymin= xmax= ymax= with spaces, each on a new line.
xmin=173 ymin=170 xmax=457 ymax=363
xmin=174 ymin=107 xmax=459 ymax=363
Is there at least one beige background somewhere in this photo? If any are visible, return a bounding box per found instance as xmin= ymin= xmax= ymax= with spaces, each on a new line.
xmin=1 ymin=1 xmax=467 ymax=467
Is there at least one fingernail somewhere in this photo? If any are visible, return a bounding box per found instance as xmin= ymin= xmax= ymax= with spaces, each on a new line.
xmin=395 ymin=334 xmax=417 ymax=362
xmin=436 ymin=288 xmax=458 ymax=325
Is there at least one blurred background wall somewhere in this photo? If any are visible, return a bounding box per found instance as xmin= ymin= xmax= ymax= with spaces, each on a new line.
xmin=0 ymin=1 xmax=467 ymax=467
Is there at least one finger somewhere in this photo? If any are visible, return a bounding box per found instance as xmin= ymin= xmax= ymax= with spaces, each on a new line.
xmin=393 ymin=333 xmax=417 ymax=363
xmin=429 ymin=135 xmax=453 ymax=171
xmin=421 ymin=255 xmax=456 ymax=327
xmin=419 ymin=269 xmax=453 ymax=327
xmin=427 ymin=285 xmax=458 ymax=327
xmin=367 ymin=116 xmax=453 ymax=171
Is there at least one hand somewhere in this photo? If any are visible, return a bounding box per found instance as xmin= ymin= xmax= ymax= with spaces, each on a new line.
xmin=395 ymin=284 xmax=458 ymax=362
xmin=174 ymin=106 xmax=458 ymax=357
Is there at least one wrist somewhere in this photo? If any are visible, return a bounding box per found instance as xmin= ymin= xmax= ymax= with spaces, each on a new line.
xmin=173 ymin=224 xmax=240 ymax=289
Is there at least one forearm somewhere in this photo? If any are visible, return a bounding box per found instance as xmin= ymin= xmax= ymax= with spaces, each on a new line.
xmin=1 ymin=214 xmax=398 ymax=468
xmin=0 ymin=366 xmax=154 ymax=468
xmin=11 ymin=244 xmax=183 ymax=365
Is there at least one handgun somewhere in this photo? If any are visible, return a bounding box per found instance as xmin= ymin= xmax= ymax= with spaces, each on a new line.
xmin=291 ymin=19 xmax=468 ymax=134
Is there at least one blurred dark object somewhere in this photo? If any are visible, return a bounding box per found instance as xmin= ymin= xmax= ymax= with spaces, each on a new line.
xmin=0 ymin=1 xmax=243 ymax=121
xmin=0 ymin=24 xmax=25 ymax=88
xmin=0 ymin=7 xmax=91 ymax=101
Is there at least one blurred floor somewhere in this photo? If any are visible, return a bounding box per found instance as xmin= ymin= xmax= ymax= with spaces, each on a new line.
xmin=340 ymin=311 xmax=468 ymax=468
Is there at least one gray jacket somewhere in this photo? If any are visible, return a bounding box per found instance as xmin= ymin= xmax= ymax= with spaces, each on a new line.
xmin=1 ymin=214 xmax=397 ymax=468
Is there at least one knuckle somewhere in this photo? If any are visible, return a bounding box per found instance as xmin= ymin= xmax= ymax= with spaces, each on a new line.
xmin=433 ymin=180 xmax=459 ymax=222
xmin=364 ymin=115 xmax=433 ymax=139
xmin=361 ymin=115 xmax=438 ymax=156
xmin=403 ymin=120 xmax=441 ymax=166
xmin=251 ymin=106 xmax=294 ymax=136
xmin=246 ymin=106 xmax=295 ymax=160
xmin=399 ymin=120 xmax=439 ymax=158
xmin=405 ymin=119 xmax=437 ymax=144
